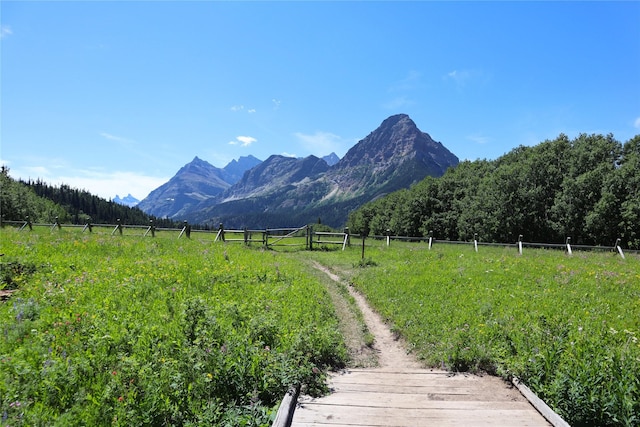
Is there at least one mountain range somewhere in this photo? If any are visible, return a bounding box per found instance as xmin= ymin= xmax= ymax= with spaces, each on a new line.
xmin=138 ymin=114 xmax=459 ymax=228
xmin=113 ymin=194 xmax=140 ymax=207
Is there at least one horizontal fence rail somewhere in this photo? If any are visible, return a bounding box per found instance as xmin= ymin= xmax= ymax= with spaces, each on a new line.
xmin=2 ymin=219 xmax=637 ymax=257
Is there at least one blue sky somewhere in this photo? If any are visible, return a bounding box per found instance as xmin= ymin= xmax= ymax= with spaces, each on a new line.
xmin=2 ymin=1 xmax=639 ymax=201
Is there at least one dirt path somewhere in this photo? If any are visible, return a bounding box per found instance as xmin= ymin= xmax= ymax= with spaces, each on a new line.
xmin=294 ymin=261 xmax=549 ymax=425
xmin=311 ymin=261 xmax=420 ymax=369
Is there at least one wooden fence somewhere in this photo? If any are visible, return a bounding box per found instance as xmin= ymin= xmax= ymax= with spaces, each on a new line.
xmin=2 ymin=217 xmax=635 ymax=257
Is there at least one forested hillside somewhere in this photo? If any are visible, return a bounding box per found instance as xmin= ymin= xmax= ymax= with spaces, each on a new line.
xmin=348 ymin=133 xmax=640 ymax=248
xmin=0 ymin=167 xmax=177 ymax=227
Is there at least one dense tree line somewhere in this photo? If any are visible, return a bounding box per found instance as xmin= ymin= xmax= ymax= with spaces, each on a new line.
xmin=1 ymin=166 xmax=69 ymax=223
xmin=348 ymin=133 xmax=640 ymax=249
xmin=0 ymin=167 xmax=178 ymax=227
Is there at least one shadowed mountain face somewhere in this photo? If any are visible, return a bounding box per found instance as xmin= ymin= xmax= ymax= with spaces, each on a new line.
xmin=139 ymin=114 xmax=459 ymax=227
xmin=136 ymin=156 xmax=261 ymax=219
xmin=327 ymin=114 xmax=459 ymax=196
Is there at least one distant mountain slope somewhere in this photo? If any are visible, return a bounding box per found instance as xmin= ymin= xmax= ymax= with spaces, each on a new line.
xmin=137 ymin=155 xmax=263 ymax=218
xmin=219 ymin=155 xmax=329 ymax=202
xmin=220 ymin=155 xmax=263 ymax=184
xmin=136 ymin=157 xmax=230 ymax=218
xmin=179 ymin=114 xmax=459 ymax=227
xmin=326 ymin=114 xmax=459 ymax=198
xmin=322 ymin=152 xmax=340 ymax=166
xmin=113 ymin=194 xmax=140 ymax=207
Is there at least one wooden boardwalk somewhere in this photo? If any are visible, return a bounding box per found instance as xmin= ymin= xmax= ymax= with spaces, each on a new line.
xmin=289 ymin=263 xmax=557 ymax=427
xmin=291 ymin=368 xmax=552 ymax=427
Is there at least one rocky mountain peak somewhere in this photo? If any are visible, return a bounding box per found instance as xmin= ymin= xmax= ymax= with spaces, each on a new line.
xmin=335 ymin=114 xmax=456 ymax=171
xmin=138 ymin=114 xmax=459 ymax=227
xmin=221 ymin=155 xmax=263 ymax=184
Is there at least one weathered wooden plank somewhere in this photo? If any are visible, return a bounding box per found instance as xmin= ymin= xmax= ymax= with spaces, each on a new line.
xmin=291 ymin=368 xmax=551 ymax=427
xmin=327 ymin=382 xmax=480 ymax=395
xmin=512 ymin=377 xmax=571 ymax=427
xmin=293 ymin=404 xmax=552 ymax=426
xmin=301 ymin=395 xmax=535 ymax=410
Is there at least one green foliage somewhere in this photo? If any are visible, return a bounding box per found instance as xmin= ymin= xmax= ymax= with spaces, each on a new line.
xmin=0 ymin=260 xmax=39 ymax=290
xmin=0 ymin=167 xmax=177 ymax=226
xmin=337 ymin=242 xmax=639 ymax=426
xmin=353 ymin=258 xmax=378 ymax=268
xmin=348 ymin=134 xmax=640 ymax=248
xmin=0 ymin=228 xmax=347 ymax=425
xmin=0 ymin=166 xmax=69 ymax=223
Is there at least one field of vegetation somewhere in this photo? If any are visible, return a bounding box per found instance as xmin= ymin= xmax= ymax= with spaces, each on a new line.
xmin=0 ymin=228 xmax=347 ymax=426
xmin=306 ymin=241 xmax=640 ymax=427
xmin=3 ymin=227 xmax=639 ymax=426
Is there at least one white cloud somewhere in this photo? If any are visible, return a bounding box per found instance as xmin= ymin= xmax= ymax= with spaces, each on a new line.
xmin=294 ymin=131 xmax=347 ymax=156
xmin=381 ymin=96 xmax=414 ymax=110
xmin=231 ymin=105 xmax=256 ymax=114
xmin=467 ymin=133 xmax=491 ymax=145
xmin=281 ymin=152 xmax=297 ymax=158
xmin=100 ymin=132 xmax=134 ymax=144
xmin=634 ymin=117 xmax=640 ymax=129
xmin=389 ymin=70 xmax=422 ymax=93
xmin=23 ymin=166 xmax=52 ymax=176
xmin=382 ymin=71 xmax=422 ymax=110
xmin=228 ymin=136 xmax=257 ymax=147
xmin=0 ymin=26 xmax=12 ymax=39
xmin=272 ymin=99 xmax=281 ymax=109
xmin=9 ymin=166 xmax=167 ymax=200
xmin=446 ymin=69 xmax=472 ymax=88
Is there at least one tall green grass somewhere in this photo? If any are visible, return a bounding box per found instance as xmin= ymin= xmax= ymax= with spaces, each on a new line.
xmin=330 ymin=242 xmax=639 ymax=427
xmin=0 ymin=228 xmax=346 ymax=426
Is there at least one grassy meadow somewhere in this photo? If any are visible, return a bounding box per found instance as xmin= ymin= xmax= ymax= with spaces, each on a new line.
xmin=2 ymin=227 xmax=639 ymax=426
xmin=0 ymin=227 xmax=346 ymax=426
xmin=306 ymin=240 xmax=640 ymax=427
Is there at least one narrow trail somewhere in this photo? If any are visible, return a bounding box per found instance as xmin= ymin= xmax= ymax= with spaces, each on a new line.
xmin=311 ymin=261 xmax=421 ymax=370
xmin=289 ymin=261 xmax=553 ymax=426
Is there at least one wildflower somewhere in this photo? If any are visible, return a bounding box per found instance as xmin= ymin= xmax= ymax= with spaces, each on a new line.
xmin=118 ymin=396 xmax=124 ymax=402
xmin=112 ymin=371 xmax=117 ymax=375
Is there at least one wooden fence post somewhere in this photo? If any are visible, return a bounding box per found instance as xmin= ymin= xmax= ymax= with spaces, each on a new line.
xmin=144 ymin=220 xmax=155 ymax=237
xmin=474 ymin=233 xmax=478 ymax=252
xmin=215 ymin=223 xmax=225 ymax=242
xmin=307 ymin=225 xmax=313 ymax=250
xmin=244 ymin=227 xmax=249 ymax=245
xmin=111 ymin=219 xmax=123 ymax=236
xmin=615 ymin=238 xmax=625 ymax=259
xmin=518 ymin=234 xmax=523 ymax=255
xmin=20 ymin=216 xmax=32 ymax=231
xmin=565 ymin=237 xmax=572 ymax=255
xmin=51 ymin=216 xmax=62 ymax=231
xmin=344 ymin=227 xmax=350 ymax=247
xmin=82 ymin=219 xmax=92 ymax=233
xmin=428 ymin=230 xmax=433 ymax=250
xmin=178 ymin=221 xmax=191 ymax=239
xmin=386 ymin=229 xmax=391 ymax=247
xmin=361 ymin=232 xmax=366 ymax=260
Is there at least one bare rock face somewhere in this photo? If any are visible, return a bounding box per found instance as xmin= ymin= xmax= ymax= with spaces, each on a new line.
xmin=329 ymin=114 xmax=459 ymax=194
xmin=139 ymin=114 xmax=459 ymax=227
xmin=137 ymin=156 xmax=261 ymax=219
